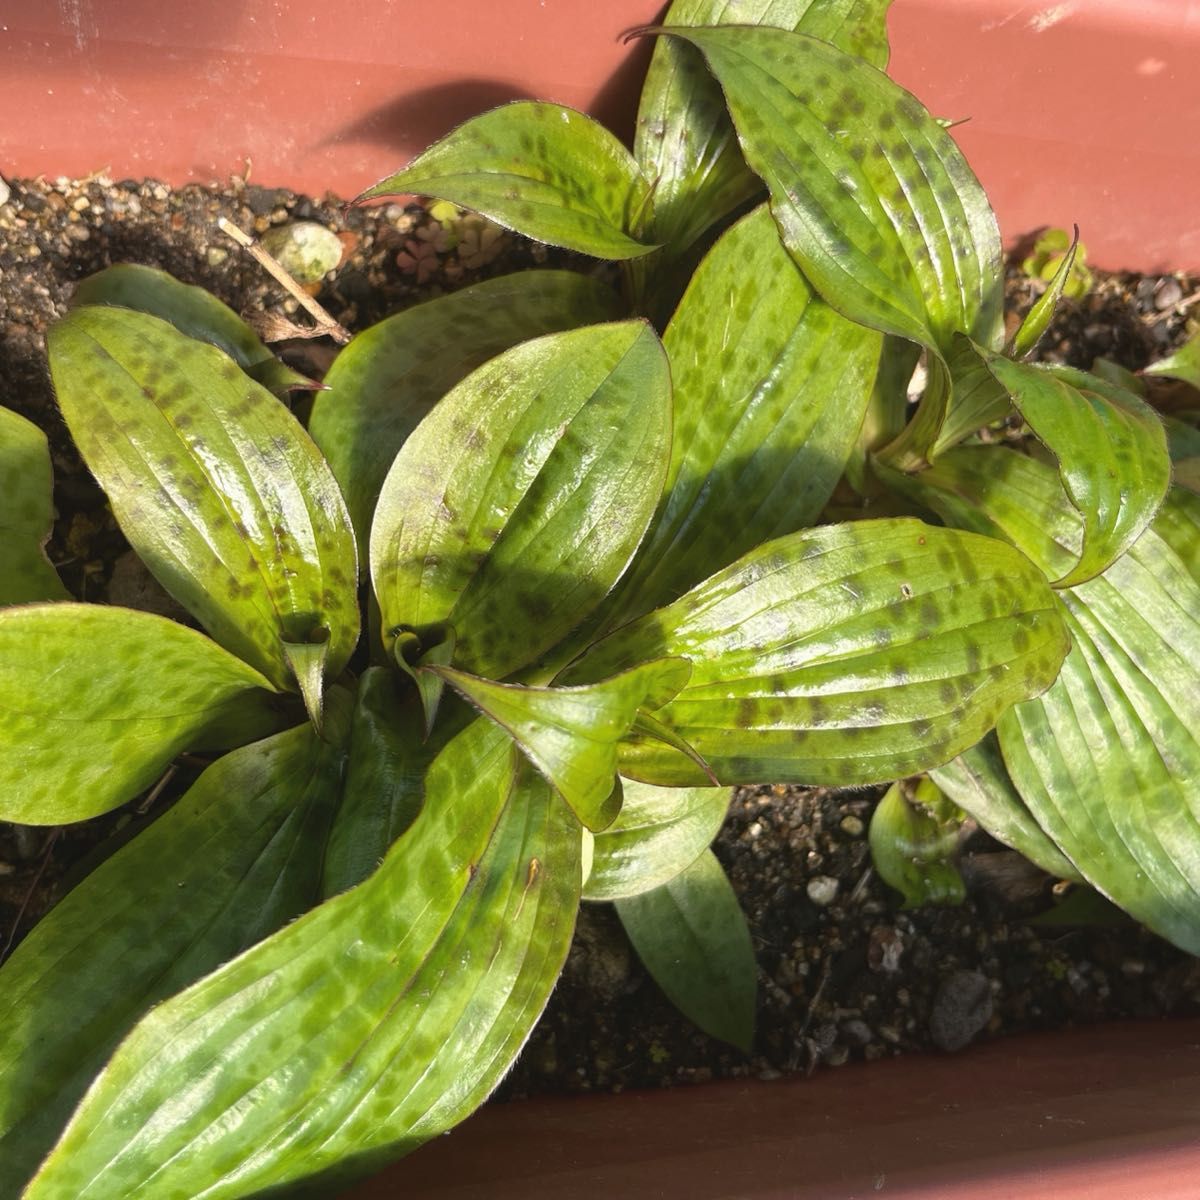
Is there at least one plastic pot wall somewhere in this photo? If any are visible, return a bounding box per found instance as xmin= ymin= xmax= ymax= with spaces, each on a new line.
xmin=1 ymin=0 xmax=1198 ymax=269
xmin=5 ymin=1 xmax=1199 ymax=1196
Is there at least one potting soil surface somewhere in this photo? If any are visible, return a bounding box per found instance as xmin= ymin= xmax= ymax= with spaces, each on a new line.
xmin=2 ymin=172 xmax=1199 ymax=1098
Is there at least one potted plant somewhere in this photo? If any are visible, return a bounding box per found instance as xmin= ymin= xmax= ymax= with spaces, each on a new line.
xmin=1 ymin=2 xmax=1198 ymax=1198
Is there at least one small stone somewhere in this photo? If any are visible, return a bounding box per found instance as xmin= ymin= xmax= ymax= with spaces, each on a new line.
xmin=824 ymin=1044 xmax=849 ymax=1066
xmin=1155 ymin=277 xmax=1184 ymax=310
xmin=1121 ymin=959 xmax=1147 ymax=978
xmin=806 ymin=875 xmax=839 ymax=907
xmin=867 ymin=924 xmax=905 ymax=974
xmin=841 ymin=1018 xmax=873 ymax=1047
xmin=839 ymin=815 xmax=865 ymax=837
xmin=71 ymin=194 xmax=90 ymax=212
xmin=206 ymin=245 xmax=229 ymax=267
xmin=930 ymin=969 xmax=994 ymax=1052
xmin=0 ymin=174 xmax=9 ymax=207
xmin=260 ymin=220 xmax=343 ymax=285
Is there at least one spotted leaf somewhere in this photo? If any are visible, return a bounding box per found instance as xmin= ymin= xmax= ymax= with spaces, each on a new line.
xmin=71 ymin=263 xmax=314 ymax=398
xmin=648 ymin=24 xmax=1003 ymax=356
xmin=634 ymin=0 xmax=894 ymax=256
xmin=565 ymin=519 xmax=1069 ymax=787
xmin=0 ymin=603 xmax=281 ymax=824
xmin=584 ymin=778 xmax=730 ymax=901
xmin=370 ymin=322 xmax=671 ymax=682
xmin=979 ymin=354 xmax=1170 ymax=585
xmin=0 ymin=714 xmax=348 ymax=1196
xmin=356 ymin=102 xmax=655 ymax=259
xmin=48 ymin=306 xmax=360 ymax=692
xmin=433 ymin=658 xmax=692 ymax=830
xmin=309 ymin=270 xmax=621 ymax=559
xmin=25 ymin=722 xmax=581 ymax=1199
xmin=598 ymin=205 xmax=882 ymax=630
xmin=998 ymin=512 xmax=1200 ymax=955
xmin=0 ymin=405 xmax=67 ymax=605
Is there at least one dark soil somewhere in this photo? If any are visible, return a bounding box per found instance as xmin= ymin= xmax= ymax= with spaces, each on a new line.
xmin=2 ymin=171 xmax=1198 ymax=1092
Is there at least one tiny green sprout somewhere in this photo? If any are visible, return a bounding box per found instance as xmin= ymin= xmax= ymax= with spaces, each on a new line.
xmin=869 ymin=777 xmax=967 ymax=909
xmin=1023 ymin=227 xmax=1094 ymax=300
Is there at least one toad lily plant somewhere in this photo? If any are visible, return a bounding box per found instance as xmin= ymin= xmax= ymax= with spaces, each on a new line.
xmin=1 ymin=0 xmax=1195 ymax=1196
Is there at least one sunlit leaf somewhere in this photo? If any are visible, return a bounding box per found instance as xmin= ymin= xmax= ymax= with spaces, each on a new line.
xmin=930 ymin=735 xmax=1081 ymax=882
xmin=309 ymin=270 xmax=621 ymax=559
xmin=649 ymin=25 xmax=1002 ymax=354
xmin=599 ymin=205 xmax=881 ymax=628
xmin=979 ymin=354 xmax=1170 ymax=585
xmin=0 ymin=715 xmax=347 ymax=1196
xmin=584 ymin=778 xmax=730 ymax=901
xmin=0 ymin=405 xmax=68 ymax=604
xmin=868 ymin=777 xmax=966 ymax=908
xmin=370 ymin=322 xmax=671 ymax=682
xmin=634 ymin=0 xmax=894 ymax=255
xmin=616 ymin=848 xmax=756 ymax=1051
xmin=902 ymin=448 xmax=1200 ymax=955
xmin=355 ymin=102 xmax=655 ymax=259
xmin=48 ymin=306 xmax=360 ymax=690
xmin=0 ymin=603 xmax=280 ymax=824
xmin=433 ymin=658 xmax=692 ymax=830
xmin=71 ymin=263 xmax=314 ymax=397
xmin=25 ymin=722 xmax=582 ymax=1199
xmin=999 ymin=515 xmax=1200 ymax=954
xmin=566 ymin=519 xmax=1069 ymax=787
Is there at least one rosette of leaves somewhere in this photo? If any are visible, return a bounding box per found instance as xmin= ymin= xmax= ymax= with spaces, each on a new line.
xmin=358 ymin=0 xmax=1195 ymax=936
xmin=0 ymin=0 xmax=1189 ymax=1196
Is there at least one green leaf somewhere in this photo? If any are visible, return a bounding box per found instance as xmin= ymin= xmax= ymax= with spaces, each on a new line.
xmin=633 ymin=0 xmax=894 ymax=255
xmin=48 ymin=306 xmax=360 ymax=689
xmin=1010 ymin=228 xmax=1082 ymax=359
xmin=584 ymin=778 xmax=730 ymax=901
xmin=1152 ymin=479 xmax=1200 ymax=576
xmin=0 ymin=405 xmax=68 ymax=604
xmin=929 ymin=735 xmax=1082 ymax=882
xmin=650 ymin=25 xmax=1002 ymax=354
xmin=0 ymin=717 xmax=347 ymax=1196
xmin=979 ymin=354 xmax=1170 ymax=585
xmin=355 ymin=102 xmax=656 ymax=259
xmin=1145 ymin=325 xmax=1200 ymax=389
xmin=868 ymin=777 xmax=966 ymax=908
xmin=615 ymin=848 xmax=755 ymax=1051
xmin=26 ymin=720 xmax=582 ymax=1199
xmin=880 ymin=444 xmax=1078 ymax=580
xmin=71 ymin=263 xmax=315 ymax=398
xmin=370 ymin=321 xmax=672 ymax=682
xmin=321 ymin=668 xmax=460 ymax=897
xmin=433 ymin=658 xmax=692 ymax=831
xmin=282 ymin=633 xmax=330 ymax=732
xmin=998 ymin=509 xmax=1200 ymax=954
xmin=566 ymin=519 xmax=1069 ymax=787
xmin=1166 ymin=418 xmax=1200 ymax=495
xmin=902 ymin=331 xmax=1012 ymax=465
xmin=308 ymin=270 xmax=621 ymax=559
xmin=905 ymin=449 xmax=1200 ymax=954
xmin=598 ymin=204 xmax=882 ymax=627
xmin=0 ymin=603 xmax=280 ymax=824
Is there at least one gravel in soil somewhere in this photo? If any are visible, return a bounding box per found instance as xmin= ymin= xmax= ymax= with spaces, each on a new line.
xmin=2 ymin=172 xmax=1199 ymax=1094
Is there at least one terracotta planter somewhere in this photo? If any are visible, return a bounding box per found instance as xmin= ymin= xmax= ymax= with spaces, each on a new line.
xmin=345 ymin=1018 xmax=1200 ymax=1199
xmin=1 ymin=0 xmax=1197 ymax=269
xmin=4 ymin=2 xmax=1198 ymax=1196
